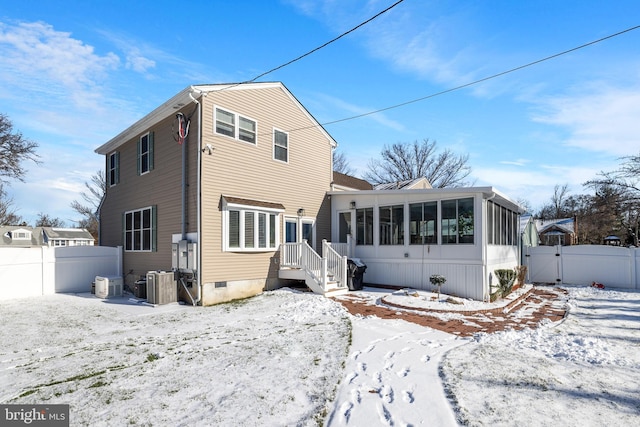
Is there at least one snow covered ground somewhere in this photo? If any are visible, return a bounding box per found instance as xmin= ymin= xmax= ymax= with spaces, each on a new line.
xmin=1 ymin=285 xmax=639 ymax=426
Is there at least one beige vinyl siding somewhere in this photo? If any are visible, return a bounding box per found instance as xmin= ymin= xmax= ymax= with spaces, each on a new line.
xmin=100 ymin=108 xmax=199 ymax=284
xmin=200 ymin=86 xmax=333 ymax=286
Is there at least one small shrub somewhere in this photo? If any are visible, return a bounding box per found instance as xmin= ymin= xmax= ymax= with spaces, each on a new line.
xmin=494 ymin=269 xmax=517 ymax=298
xmin=429 ymin=274 xmax=446 ymax=300
xmin=515 ymin=265 xmax=527 ymax=286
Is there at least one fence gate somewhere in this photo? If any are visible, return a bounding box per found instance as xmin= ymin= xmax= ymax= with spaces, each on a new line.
xmin=525 ymin=245 xmax=561 ymax=284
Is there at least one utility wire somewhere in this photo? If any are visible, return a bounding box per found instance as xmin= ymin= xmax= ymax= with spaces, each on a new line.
xmin=222 ymin=0 xmax=405 ymax=91
xmin=321 ymin=24 xmax=640 ymax=127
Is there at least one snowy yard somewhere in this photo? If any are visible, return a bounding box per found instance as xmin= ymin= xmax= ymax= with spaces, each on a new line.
xmin=1 ymin=285 xmax=639 ymax=426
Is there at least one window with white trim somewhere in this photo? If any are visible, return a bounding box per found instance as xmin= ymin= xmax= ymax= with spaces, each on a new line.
xmin=273 ymin=129 xmax=288 ymax=162
xmin=109 ymin=151 xmax=120 ymax=186
xmin=137 ymin=132 xmax=154 ymax=175
xmin=124 ymin=206 xmax=156 ymax=252
xmin=225 ymin=207 xmax=280 ymax=251
xmin=441 ymin=198 xmax=474 ymax=244
xmin=215 ymin=107 xmax=257 ymax=144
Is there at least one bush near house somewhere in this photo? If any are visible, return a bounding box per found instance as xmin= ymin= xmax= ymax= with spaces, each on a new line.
xmin=492 ymin=269 xmax=517 ymax=301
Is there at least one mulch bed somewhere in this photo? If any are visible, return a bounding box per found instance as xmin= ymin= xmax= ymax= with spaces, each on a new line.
xmin=333 ymin=286 xmax=568 ymax=337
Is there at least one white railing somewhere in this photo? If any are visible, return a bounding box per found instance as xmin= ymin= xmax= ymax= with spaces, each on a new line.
xmin=281 ymin=240 xmax=347 ymax=292
xmin=328 ymin=242 xmax=349 ymax=258
xmin=323 ymin=240 xmax=347 ymax=289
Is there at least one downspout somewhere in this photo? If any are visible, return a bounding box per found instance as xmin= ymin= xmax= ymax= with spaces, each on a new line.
xmin=190 ymin=87 xmax=202 ymax=306
xmin=483 ymin=192 xmax=496 ymax=302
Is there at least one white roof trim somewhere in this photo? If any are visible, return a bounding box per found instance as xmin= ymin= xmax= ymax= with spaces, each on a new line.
xmin=95 ymin=82 xmax=337 ymax=155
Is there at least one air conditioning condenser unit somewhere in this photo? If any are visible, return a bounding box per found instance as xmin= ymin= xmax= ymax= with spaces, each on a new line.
xmin=146 ymin=271 xmax=177 ymax=305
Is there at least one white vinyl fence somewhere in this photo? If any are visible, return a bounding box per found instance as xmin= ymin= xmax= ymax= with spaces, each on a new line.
xmin=0 ymin=246 xmax=122 ymax=300
xmin=525 ymin=245 xmax=639 ymax=289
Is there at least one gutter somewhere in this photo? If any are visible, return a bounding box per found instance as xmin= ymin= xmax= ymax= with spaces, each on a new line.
xmin=190 ymin=86 xmax=203 ymax=306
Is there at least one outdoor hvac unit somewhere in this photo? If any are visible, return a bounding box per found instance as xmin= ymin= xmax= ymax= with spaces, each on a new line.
xmin=146 ymin=271 xmax=177 ymax=305
xmin=94 ymin=276 xmax=123 ymax=299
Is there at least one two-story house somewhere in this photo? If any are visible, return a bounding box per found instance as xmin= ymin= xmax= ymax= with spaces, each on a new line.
xmin=95 ymin=82 xmax=336 ymax=306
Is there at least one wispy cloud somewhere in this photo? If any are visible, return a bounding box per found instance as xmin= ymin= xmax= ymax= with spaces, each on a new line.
xmin=0 ymin=21 xmax=120 ymax=107
xmin=532 ymin=82 xmax=640 ymax=156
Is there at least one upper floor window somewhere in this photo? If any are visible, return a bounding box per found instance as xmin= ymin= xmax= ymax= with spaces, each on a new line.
xmin=409 ymin=201 xmax=437 ymax=244
xmin=273 ymin=129 xmax=288 ymax=162
xmin=215 ymin=107 xmax=257 ymax=145
xmin=379 ymin=205 xmax=404 ymax=245
xmin=108 ymin=152 xmax=120 ymax=186
xmin=124 ymin=206 xmax=156 ymax=252
xmin=137 ymin=132 xmax=154 ymax=175
xmin=441 ymin=198 xmax=474 ymax=244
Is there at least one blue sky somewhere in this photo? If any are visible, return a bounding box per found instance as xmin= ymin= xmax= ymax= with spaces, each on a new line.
xmin=1 ymin=0 xmax=639 ymax=225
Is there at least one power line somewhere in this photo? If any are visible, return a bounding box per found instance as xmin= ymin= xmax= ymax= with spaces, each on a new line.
xmin=222 ymin=0 xmax=405 ymax=91
xmin=321 ymin=24 xmax=640 ymax=127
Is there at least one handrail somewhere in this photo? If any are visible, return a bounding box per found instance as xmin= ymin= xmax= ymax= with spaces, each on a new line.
xmin=323 ymin=240 xmax=347 ymax=289
xmin=281 ymin=241 xmax=347 ymax=291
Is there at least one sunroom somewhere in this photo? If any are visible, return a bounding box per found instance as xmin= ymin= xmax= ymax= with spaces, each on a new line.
xmin=329 ymin=187 xmax=524 ymax=300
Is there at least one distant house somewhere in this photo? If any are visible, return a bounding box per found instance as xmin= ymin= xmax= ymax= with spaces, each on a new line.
xmin=0 ymin=226 xmax=95 ymax=247
xmin=535 ymin=217 xmax=577 ymax=246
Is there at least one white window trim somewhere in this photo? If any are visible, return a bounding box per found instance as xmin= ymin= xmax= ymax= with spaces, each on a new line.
xmin=214 ymin=106 xmax=258 ymax=145
xmin=222 ymin=201 xmax=283 ymax=252
xmin=138 ymin=132 xmax=152 ymax=176
xmin=10 ymin=228 xmax=31 ymax=240
xmin=124 ymin=205 xmax=155 ymax=252
xmin=273 ymin=127 xmax=289 ymax=163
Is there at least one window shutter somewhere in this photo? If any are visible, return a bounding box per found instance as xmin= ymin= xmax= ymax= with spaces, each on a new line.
xmin=136 ymin=140 xmax=141 ymax=176
xmin=152 ymin=205 xmax=157 ymax=252
xmin=148 ymin=132 xmax=154 ymax=172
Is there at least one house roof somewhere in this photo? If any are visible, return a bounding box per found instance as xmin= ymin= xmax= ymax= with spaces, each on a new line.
xmin=535 ymin=217 xmax=575 ymax=234
xmin=222 ymin=196 xmax=285 ymax=211
xmin=329 ymin=186 xmax=526 ymax=213
xmin=0 ymin=226 xmax=94 ymax=247
xmin=95 ymin=82 xmax=337 ymax=155
xmin=332 ymin=172 xmax=373 ymax=191
xmin=374 ymin=177 xmax=432 ymax=190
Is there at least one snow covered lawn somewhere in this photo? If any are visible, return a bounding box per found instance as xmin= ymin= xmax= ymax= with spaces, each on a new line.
xmin=1 ymin=285 xmax=639 ymax=426
xmin=0 ymin=290 xmax=351 ymax=426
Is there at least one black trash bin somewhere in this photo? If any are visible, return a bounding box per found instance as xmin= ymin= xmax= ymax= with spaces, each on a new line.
xmin=346 ymin=258 xmax=367 ymax=290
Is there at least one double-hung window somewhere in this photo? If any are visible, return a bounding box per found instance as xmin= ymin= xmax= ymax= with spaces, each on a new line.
xmin=124 ymin=206 xmax=156 ymax=252
xmin=223 ymin=197 xmax=282 ymax=252
xmin=108 ymin=152 xmax=120 ymax=186
xmin=137 ymin=132 xmax=154 ymax=175
xmin=215 ymin=107 xmax=257 ymax=145
xmin=273 ymin=129 xmax=288 ymax=162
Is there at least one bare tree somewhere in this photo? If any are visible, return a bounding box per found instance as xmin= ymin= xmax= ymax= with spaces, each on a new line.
xmin=0 ymin=113 xmax=40 ymax=183
xmin=35 ymin=213 xmax=66 ymax=227
xmin=70 ymin=170 xmax=106 ymax=240
xmin=363 ymin=139 xmax=472 ymax=188
xmin=333 ymin=150 xmax=355 ymax=175
xmin=0 ymin=183 xmax=23 ymax=225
